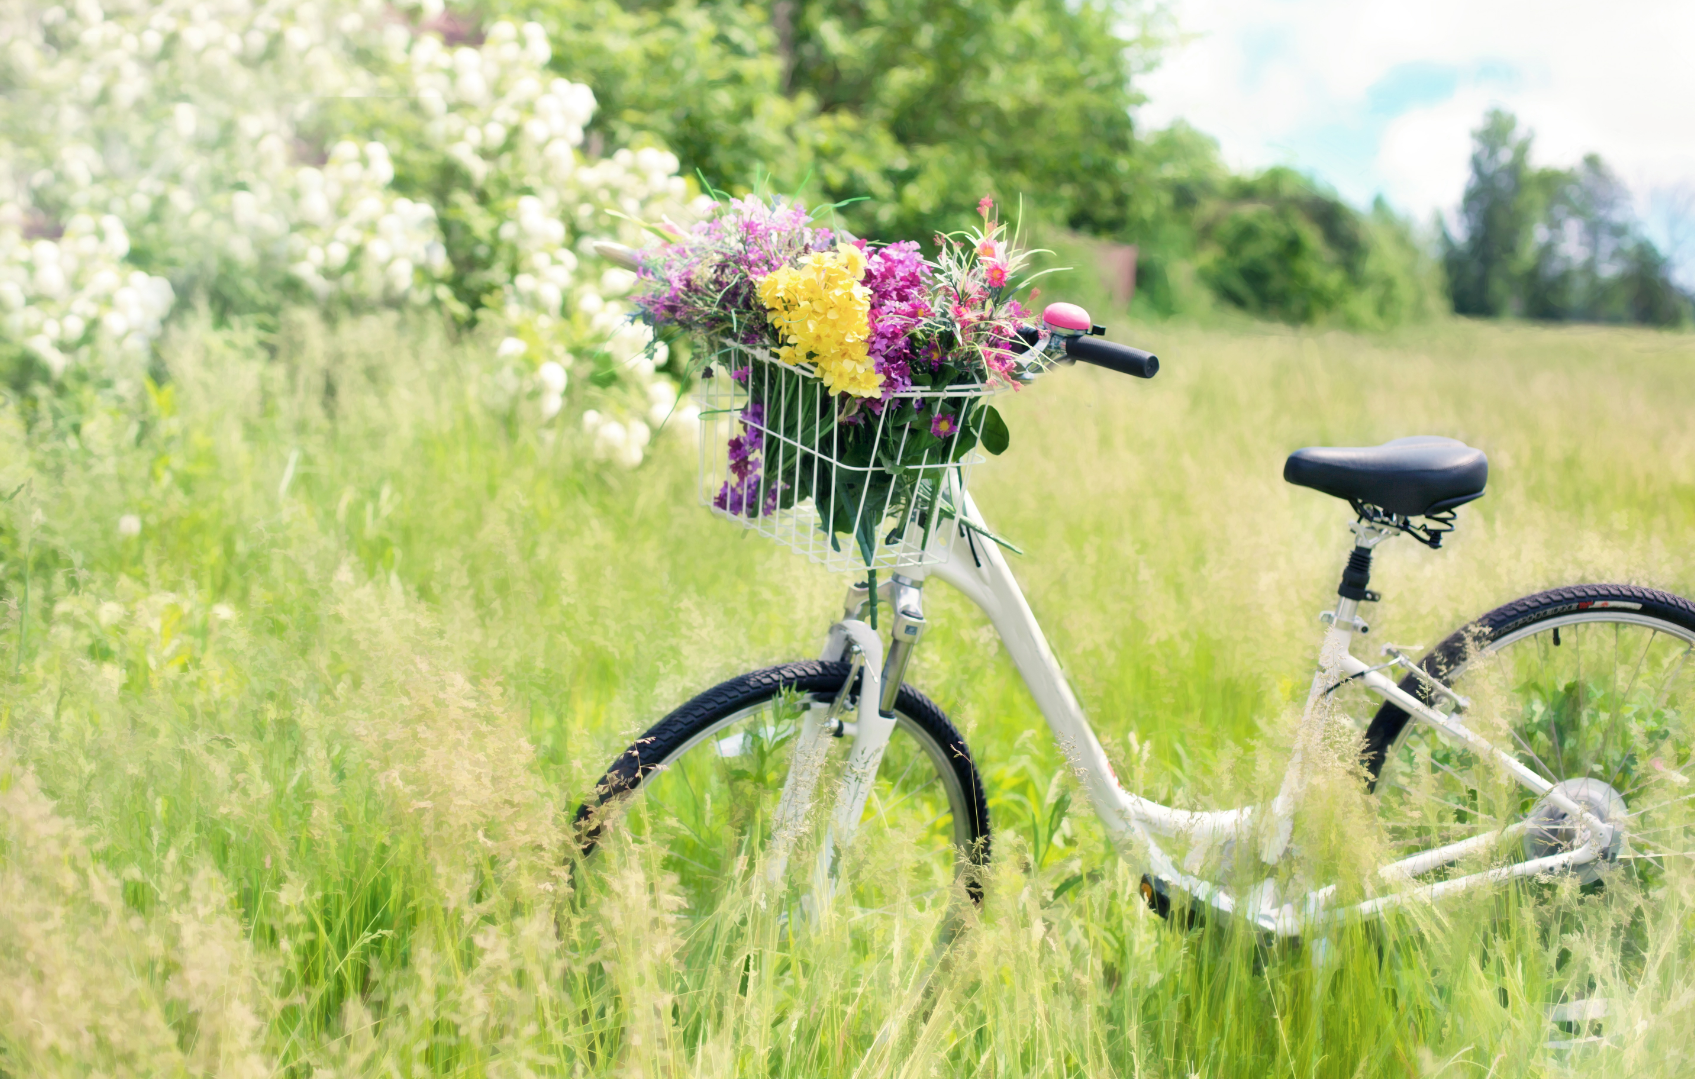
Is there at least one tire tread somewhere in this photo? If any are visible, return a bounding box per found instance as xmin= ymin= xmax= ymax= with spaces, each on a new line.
xmin=1362 ymin=584 xmax=1695 ymax=784
xmin=575 ymin=661 xmax=991 ymax=864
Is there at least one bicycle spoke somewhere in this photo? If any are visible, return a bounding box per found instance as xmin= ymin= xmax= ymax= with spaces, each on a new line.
xmin=1608 ymin=629 xmax=1659 ymax=791
xmin=876 ymin=772 xmax=942 ymax=818
xmin=1384 ymin=778 xmax=1491 ymax=822
xmin=1413 ymin=739 xmax=1491 ymax=799
xmin=1574 ymin=622 xmax=1584 ymax=773
xmin=1621 ymin=831 xmax=1686 ymax=857
xmin=1651 ymin=643 xmax=1692 ymax=715
xmin=1623 ymin=790 xmax=1695 ymax=819
xmin=887 ymin=747 xmax=926 ymax=795
xmin=1511 ymin=727 xmax=1562 ymax=789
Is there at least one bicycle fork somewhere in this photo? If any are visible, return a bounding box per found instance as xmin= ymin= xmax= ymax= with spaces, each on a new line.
xmin=766 ymin=575 xmax=928 ymax=904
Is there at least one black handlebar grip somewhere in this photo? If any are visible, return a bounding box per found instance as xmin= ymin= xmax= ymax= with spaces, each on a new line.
xmin=1064 ymin=335 xmax=1159 ymax=378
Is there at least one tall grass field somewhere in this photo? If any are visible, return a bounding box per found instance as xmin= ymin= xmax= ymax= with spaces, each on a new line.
xmin=3 ymin=309 xmax=1694 ymax=1076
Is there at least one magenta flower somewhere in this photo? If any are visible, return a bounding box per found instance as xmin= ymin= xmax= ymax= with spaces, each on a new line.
xmin=862 ymin=241 xmax=932 ymax=397
xmin=984 ymin=260 xmax=1008 ymax=288
xmin=930 ymin=412 xmax=958 ymax=438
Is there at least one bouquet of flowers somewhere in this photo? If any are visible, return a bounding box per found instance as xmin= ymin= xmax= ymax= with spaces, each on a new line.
xmin=631 ymin=195 xmax=1047 ymax=568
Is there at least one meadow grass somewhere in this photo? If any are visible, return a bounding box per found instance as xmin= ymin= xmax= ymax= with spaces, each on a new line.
xmin=2 ymin=306 xmax=1695 ymax=1076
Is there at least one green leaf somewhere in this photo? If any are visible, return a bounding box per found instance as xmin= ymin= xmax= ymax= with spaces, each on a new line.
xmin=980 ymin=406 xmax=1010 ymax=456
xmin=1050 ymin=874 xmax=1085 ymax=903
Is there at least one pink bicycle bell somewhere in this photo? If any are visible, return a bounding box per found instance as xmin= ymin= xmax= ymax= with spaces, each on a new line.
xmin=1042 ymin=301 xmax=1092 ymax=337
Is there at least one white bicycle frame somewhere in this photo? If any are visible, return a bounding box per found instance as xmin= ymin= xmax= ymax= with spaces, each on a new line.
xmin=807 ymin=493 xmax=1614 ymax=937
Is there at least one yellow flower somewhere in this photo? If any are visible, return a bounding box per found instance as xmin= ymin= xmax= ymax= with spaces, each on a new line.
xmin=757 ymin=242 xmax=881 ymax=397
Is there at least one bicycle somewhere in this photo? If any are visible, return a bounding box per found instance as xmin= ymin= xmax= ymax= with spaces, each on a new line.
xmin=574 ymin=301 xmax=1695 ymax=1004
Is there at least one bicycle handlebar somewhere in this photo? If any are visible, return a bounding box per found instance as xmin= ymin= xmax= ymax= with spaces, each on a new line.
xmin=1063 ymin=334 xmax=1159 ymax=379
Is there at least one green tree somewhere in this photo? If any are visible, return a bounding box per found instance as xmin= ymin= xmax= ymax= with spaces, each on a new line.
xmin=1524 ymin=154 xmax=1634 ymax=321
xmin=1442 ymin=109 xmax=1541 ymax=317
xmin=780 ymin=0 xmax=1162 ymax=239
xmin=1614 ymin=240 xmax=1692 ymax=326
xmin=1443 ymin=110 xmax=1690 ymax=326
xmin=486 ymin=0 xmax=1446 ymax=327
xmin=499 ymin=0 xmax=1166 ymax=242
xmin=1197 ymin=171 xmax=1351 ymax=324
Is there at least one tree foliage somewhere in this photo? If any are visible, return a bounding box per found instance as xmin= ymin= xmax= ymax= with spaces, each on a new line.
xmin=498 ymin=0 xmax=1163 ymax=244
xmin=1443 ymin=110 xmax=1691 ymax=326
xmin=1102 ymin=131 xmax=1438 ymax=328
xmin=481 ymin=0 xmax=1446 ymax=327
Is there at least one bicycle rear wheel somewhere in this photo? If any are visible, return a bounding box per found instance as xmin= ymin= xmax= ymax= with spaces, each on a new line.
xmin=576 ymin=661 xmax=990 ymax=926
xmin=1360 ymin=585 xmax=1695 ymax=1014
xmin=1364 ymin=585 xmax=1695 ymax=870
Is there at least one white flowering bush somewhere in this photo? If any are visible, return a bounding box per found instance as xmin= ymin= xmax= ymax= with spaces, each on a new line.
xmin=1 ymin=0 xmax=700 ymax=465
xmin=0 ymin=212 xmax=174 ymax=379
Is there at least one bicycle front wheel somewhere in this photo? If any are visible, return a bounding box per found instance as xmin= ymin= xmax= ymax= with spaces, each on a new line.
xmin=575 ymin=661 xmax=990 ymax=926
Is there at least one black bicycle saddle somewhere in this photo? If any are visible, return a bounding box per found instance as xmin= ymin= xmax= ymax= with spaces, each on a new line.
xmin=1283 ymin=436 xmax=1488 ymax=518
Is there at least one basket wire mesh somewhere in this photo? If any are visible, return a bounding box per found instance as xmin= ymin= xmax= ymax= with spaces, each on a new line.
xmin=697 ymin=340 xmax=999 ymax=572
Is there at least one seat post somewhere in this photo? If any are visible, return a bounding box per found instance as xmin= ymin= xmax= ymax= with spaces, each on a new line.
xmin=1326 ymin=519 xmax=1399 ymax=635
xmin=1338 ymin=545 xmax=1374 ymax=602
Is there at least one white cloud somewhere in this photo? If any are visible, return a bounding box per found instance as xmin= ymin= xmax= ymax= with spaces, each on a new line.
xmin=1376 ymin=90 xmax=1494 ymax=218
xmin=1138 ymin=0 xmax=1695 ymax=233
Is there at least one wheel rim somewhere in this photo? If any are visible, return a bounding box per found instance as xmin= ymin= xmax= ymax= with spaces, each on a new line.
xmin=607 ymin=689 xmax=977 ymax=929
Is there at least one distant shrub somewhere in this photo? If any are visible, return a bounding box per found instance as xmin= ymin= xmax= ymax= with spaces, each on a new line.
xmin=1199 ymin=196 xmax=1349 ymax=325
xmin=1194 ymin=167 xmax=1441 ymax=329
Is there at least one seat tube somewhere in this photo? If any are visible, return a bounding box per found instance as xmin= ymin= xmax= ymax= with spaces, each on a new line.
xmin=1268 ymin=520 xmax=1397 ymax=862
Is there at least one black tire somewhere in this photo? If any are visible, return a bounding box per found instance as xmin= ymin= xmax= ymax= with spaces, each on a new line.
xmin=575 ymin=660 xmax=990 ymax=913
xmin=1363 ymin=584 xmax=1695 ymax=785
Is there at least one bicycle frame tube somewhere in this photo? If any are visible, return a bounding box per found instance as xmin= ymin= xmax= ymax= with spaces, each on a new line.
xmin=893 ymin=493 xmax=1610 ymax=935
xmin=916 ymin=495 xmax=1254 ymax=847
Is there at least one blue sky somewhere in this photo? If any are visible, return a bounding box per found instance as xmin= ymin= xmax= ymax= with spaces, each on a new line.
xmin=1135 ymin=0 xmax=1695 ymax=282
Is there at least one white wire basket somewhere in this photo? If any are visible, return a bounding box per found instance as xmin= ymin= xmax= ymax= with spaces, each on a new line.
xmin=697 ymin=340 xmax=1001 ymax=572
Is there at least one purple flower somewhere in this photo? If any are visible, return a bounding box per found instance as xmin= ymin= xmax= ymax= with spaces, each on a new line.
xmin=631 ymin=195 xmax=834 ymax=350
xmin=864 ymin=241 xmax=928 ymax=305
xmin=714 ymin=401 xmax=780 ymax=517
xmin=930 ymin=412 xmax=958 ymax=438
xmin=862 ymin=241 xmax=932 ymax=398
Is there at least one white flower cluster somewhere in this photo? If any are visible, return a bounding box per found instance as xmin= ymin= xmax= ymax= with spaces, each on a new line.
xmin=286 ymin=141 xmax=447 ymax=304
xmin=1 ymin=0 xmax=449 ymax=372
xmin=398 ymin=19 xmax=706 ymax=464
xmin=579 ymin=409 xmax=651 ymax=470
xmin=0 ymin=210 xmax=173 ymax=377
xmin=576 ymin=377 xmax=699 ymax=470
xmin=3 ymin=0 xmax=702 ymax=468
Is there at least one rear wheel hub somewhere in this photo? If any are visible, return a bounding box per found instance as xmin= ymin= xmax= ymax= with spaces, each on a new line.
xmin=1523 ymin=777 xmax=1626 ymax=884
